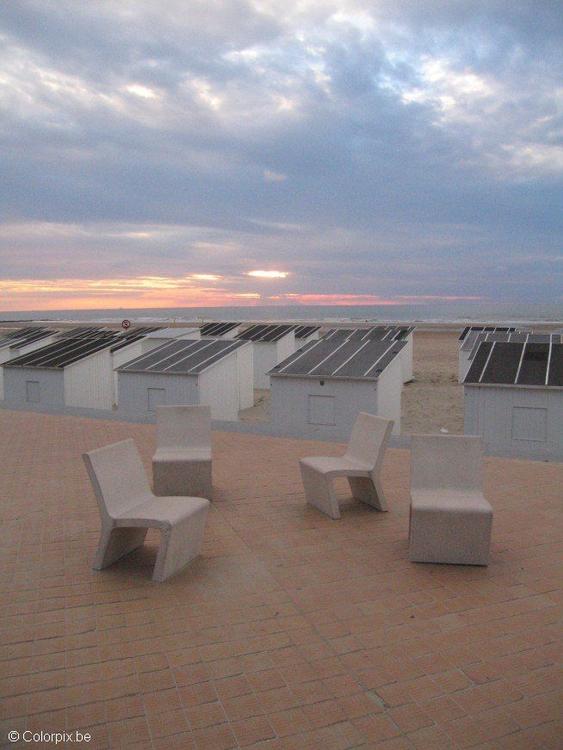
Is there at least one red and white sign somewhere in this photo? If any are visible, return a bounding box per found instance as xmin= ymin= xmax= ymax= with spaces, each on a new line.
xmin=121 ymin=319 xmax=131 ymax=330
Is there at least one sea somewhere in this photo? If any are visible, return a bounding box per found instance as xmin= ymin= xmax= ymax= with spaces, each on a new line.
xmin=0 ymin=302 xmax=561 ymax=326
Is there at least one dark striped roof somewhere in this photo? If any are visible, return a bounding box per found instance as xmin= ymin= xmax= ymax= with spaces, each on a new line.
xmin=269 ymin=337 xmax=406 ymax=381
xmin=459 ymin=326 xmax=517 ymax=341
xmin=117 ymin=338 xmax=248 ymax=374
xmin=0 ymin=326 xmax=41 ymax=343
xmin=57 ymin=326 xmax=114 ymax=339
xmin=236 ymin=324 xmax=295 ymax=342
xmin=466 ymin=332 xmax=561 ymax=361
xmin=200 ymin=321 xmax=240 ymax=336
xmin=3 ymin=335 xmax=120 ymax=369
xmin=464 ymin=341 xmax=562 ymax=387
xmin=0 ymin=327 xmax=56 ymax=350
xmin=322 ymin=325 xmax=414 ymax=343
xmin=292 ymin=325 xmax=321 ymax=338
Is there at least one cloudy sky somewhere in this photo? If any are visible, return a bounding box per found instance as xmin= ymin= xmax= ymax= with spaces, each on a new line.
xmin=1 ymin=0 xmax=561 ymax=311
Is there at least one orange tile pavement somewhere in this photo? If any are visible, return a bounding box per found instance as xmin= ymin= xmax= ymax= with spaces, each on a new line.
xmin=0 ymin=409 xmax=561 ymax=749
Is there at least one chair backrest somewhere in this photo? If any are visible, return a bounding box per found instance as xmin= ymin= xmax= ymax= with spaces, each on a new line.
xmin=410 ymin=434 xmax=483 ymax=492
xmin=156 ymin=405 xmax=211 ymax=450
xmin=82 ymin=438 xmax=151 ymax=519
xmin=345 ymin=412 xmax=394 ymax=470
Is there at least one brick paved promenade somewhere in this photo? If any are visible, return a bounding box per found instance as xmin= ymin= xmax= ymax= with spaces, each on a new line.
xmin=0 ymin=410 xmax=561 ymax=749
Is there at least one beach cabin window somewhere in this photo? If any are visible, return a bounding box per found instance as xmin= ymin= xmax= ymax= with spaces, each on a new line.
xmin=147 ymin=387 xmax=166 ymax=413
xmin=511 ymin=406 xmax=547 ymax=443
xmin=308 ymin=395 xmax=336 ymax=425
xmin=25 ymin=381 xmax=40 ymax=403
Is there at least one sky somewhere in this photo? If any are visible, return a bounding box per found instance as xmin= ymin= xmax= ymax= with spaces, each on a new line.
xmin=0 ymin=0 xmax=562 ymax=311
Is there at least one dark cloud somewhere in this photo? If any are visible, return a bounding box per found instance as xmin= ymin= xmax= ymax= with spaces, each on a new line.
xmin=0 ymin=0 xmax=561 ymax=305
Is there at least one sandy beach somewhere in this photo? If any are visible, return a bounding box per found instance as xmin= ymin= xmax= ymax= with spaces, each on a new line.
xmin=402 ymin=331 xmax=464 ymax=434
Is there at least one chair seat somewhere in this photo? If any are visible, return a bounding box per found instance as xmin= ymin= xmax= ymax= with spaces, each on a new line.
xmin=411 ymin=490 xmax=492 ymax=514
xmin=116 ymin=496 xmax=209 ymax=526
xmin=153 ymin=448 xmax=211 ymax=462
xmin=300 ymin=456 xmax=371 ymax=477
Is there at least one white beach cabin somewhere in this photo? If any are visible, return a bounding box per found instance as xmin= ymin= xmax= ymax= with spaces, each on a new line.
xmin=117 ymin=338 xmax=253 ymax=421
xmin=463 ymin=336 xmax=562 ymax=460
xmin=0 ymin=327 xmax=59 ymax=400
xmin=236 ymin=324 xmax=296 ymax=390
xmin=2 ymin=332 xmax=120 ymax=411
xmin=269 ymin=336 xmax=405 ymax=440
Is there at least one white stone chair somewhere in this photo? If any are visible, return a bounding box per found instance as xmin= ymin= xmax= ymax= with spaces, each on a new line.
xmin=408 ymin=434 xmax=493 ymax=566
xmin=299 ymin=412 xmax=394 ymax=519
xmin=83 ymin=438 xmax=210 ymax=582
xmin=152 ymin=405 xmax=212 ymax=499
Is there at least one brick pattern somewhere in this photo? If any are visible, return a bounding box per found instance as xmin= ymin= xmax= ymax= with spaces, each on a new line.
xmin=0 ymin=409 xmax=561 ymax=749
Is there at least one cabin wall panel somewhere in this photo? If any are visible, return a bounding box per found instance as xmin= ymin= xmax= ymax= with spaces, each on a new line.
xmin=65 ymin=351 xmax=113 ymax=410
xmin=464 ymin=385 xmax=562 ymax=460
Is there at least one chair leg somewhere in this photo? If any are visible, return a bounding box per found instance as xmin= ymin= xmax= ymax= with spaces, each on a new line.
xmin=300 ymin=463 xmax=340 ymax=519
xmin=348 ymin=475 xmax=388 ymax=512
xmin=92 ymin=525 xmax=148 ymax=570
xmin=152 ymin=505 xmax=209 ymax=582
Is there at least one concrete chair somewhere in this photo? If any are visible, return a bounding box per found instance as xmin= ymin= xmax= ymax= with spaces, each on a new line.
xmin=408 ymin=434 xmax=493 ymax=566
xmin=152 ymin=405 xmax=212 ymax=499
xmin=83 ymin=439 xmax=210 ymax=582
xmin=299 ymin=412 xmax=394 ymax=519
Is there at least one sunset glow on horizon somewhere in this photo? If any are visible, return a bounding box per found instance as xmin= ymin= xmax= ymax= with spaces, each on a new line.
xmin=0 ymin=276 xmax=255 ymax=311
xmin=0 ymin=275 xmax=485 ymax=312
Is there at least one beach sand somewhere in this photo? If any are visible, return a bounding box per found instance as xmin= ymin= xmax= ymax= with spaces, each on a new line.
xmin=402 ymin=330 xmax=463 ymax=434
xmin=241 ymin=330 xmax=465 ymax=433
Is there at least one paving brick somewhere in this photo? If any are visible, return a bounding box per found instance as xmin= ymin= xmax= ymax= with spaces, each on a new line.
xmin=389 ymin=703 xmax=434 ymax=733
xmin=353 ymin=712 xmax=402 ymax=743
xmin=231 ymin=715 xmax=276 ymax=746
